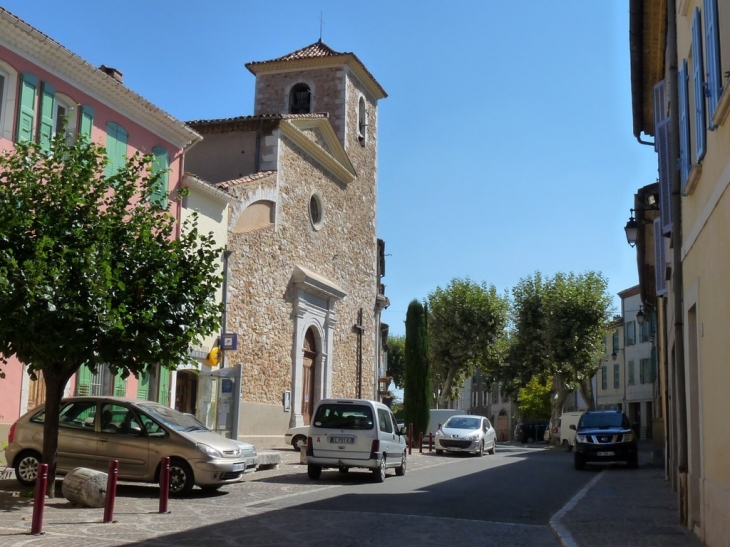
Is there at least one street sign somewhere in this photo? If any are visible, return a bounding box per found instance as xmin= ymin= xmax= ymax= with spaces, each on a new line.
xmin=222 ymin=333 xmax=238 ymax=350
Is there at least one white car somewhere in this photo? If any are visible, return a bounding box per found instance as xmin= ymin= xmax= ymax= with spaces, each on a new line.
xmin=435 ymin=415 xmax=497 ymax=456
xmin=284 ymin=425 xmax=309 ymax=451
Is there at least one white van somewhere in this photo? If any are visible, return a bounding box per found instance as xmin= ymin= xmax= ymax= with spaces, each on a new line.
xmin=306 ymin=399 xmax=407 ymax=482
xmin=559 ymin=411 xmax=585 ymax=451
xmin=427 ymin=409 xmax=462 ymax=439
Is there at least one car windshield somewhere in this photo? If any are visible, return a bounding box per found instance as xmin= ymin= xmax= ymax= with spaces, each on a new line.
xmin=137 ymin=403 xmax=206 ymax=432
xmin=312 ymin=404 xmax=374 ymax=430
xmin=578 ymin=413 xmax=629 ymax=429
xmin=444 ymin=417 xmax=481 ymax=430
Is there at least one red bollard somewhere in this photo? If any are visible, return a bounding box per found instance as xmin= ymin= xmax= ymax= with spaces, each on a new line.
xmin=30 ymin=463 xmax=48 ymax=535
xmin=429 ymin=432 xmax=433 ymax=452
xmin=408 ymin=423 xmax=413 ymax=455
xmin=103 ymin=460 xmax=119 ymax=523
xmin=419 ymin=432 xmax=423 ymax=453
xmin=159 ymin=456 xmax=170 ymax=514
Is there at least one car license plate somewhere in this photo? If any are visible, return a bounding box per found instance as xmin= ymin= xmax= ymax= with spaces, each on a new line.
xmin=232 ymin=463 xmax=246 ymax=472
xmin=597 ymin=451 xmax=615 ymax=457
xmin=330 ymin=436 xmax=354 ymax=444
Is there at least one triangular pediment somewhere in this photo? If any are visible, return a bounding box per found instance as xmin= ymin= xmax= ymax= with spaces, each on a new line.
xmin=279 ymin=118 xmax=357 ymax=184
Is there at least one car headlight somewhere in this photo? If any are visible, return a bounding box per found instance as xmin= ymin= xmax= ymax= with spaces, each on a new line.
xmin=622 ymin=433 xmax=635 ymax=442
xmin=575 ymin=434 xmax=587 ymax=443
xmin=465 ymin=434 xmax=480 ymax=441
xmin=435 ymin=430 xmax=444 ymax=437
xmin=197 ymin=443 xmax=223 ymax=458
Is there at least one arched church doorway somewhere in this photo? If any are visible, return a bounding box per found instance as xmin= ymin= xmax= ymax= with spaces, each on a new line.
xmin=301 ymin=328 xmax=318 ymax=424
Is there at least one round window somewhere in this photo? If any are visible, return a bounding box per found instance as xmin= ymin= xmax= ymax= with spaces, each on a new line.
xmin=309 ymin=194 xmax=323 ymax=229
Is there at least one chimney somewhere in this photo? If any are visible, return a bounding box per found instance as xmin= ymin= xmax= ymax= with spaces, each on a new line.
xmin=98 ymin=65 xmax=123 ymax=83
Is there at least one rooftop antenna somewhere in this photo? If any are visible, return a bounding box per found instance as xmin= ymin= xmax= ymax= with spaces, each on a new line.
xmin=318 ymin=11 xmax=325 ymax=42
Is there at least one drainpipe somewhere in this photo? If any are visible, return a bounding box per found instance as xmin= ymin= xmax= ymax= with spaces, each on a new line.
xmin=666 ymin=0 xmax=689 ymax=525
xmin=219 ymin=248 xmax=233 ymax=369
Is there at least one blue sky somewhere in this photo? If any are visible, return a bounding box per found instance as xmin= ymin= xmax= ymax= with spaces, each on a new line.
xmin=4 ymin=1 xmax=657 ymax=337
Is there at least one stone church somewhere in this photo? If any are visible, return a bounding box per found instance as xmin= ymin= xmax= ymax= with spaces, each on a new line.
xmin=184 ymin=40 xmax=389 ymax=438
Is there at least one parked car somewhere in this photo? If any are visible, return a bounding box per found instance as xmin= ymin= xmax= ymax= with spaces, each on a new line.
xmin=5 ymin=396 xmax=249 ymax=494
xmin=435 ymin=415 xmax=496 ymax=456
xmin=184 ymin=413 xmax=259 ymax=472
xmin=284 ymin=425 xmax=309 ymax=451
xmin=572 ymin=410 xmax=638 ymax=470
xmin=559 ymin=411 xmax=584 ymax=451
xmin=305 ymin=398 xmax=407 ymax=482
xmin=513 ymin=421 xmax=549 ymax=443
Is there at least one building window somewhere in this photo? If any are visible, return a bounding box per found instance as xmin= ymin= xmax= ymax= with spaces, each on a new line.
xmin=0 ymin=69 xmax=7 ymax=138
xmin=151 ymin=146 xmax=169 ymax=209
xmin=612 ymin=329 xmax=619 ymax=353
xmin=289 ymin=83 xmax=311 ymax=114
xmin=639 ymin=319 xmax=651 ymax=342
xmin=53 ymin=93 xmax=77 ymax=141
xmin=639 ymin=358 xmax=651 ymax=384
xmin=625 ymin=321 xmax=636 ymax=345
xmin=309 ymin=193 xmax=323 ymax=230
xmin=357 ymin=96 xmax=367 ymax=145
xmin=613 ymin=363 xmax=620 ymax=389
xmin=601 ymin=365 xmax=608 ymax=390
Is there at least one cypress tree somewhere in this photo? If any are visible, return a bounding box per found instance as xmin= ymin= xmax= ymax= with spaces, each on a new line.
xmin=403 ymin=299 xmax=430 ymax=440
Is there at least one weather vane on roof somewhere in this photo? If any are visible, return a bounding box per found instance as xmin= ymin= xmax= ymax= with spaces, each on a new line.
xmin=318 ymin=11 xmax=325 ymax=42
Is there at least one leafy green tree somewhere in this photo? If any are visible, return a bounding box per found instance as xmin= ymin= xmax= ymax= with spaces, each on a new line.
xmin=516 ymin=376 xmax=552 ymax=420
xmin=385 ymin=334 xmax=405 ymax=388
xmin=428 ymin=278 xmax=510 ymax=407
xmin=0 ymin=136 xmax=223 ymax=495
xmin=403 ymin=300 xmax=430 ymax=439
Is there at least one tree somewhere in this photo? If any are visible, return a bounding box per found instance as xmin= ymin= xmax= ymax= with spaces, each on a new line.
xmin=509 ymin=271 xmax=613 ymax=443
xmin=516 ymin=376 xmax=552 ymax=420
xmin=0 ymin=136 xmax=223 ymax=495
xmin=403 ymin=300 xmax=429 ymax=439
xmin=385 ymin=334 xmax=405 ymax=388
xmin=428 ymin=278 xmax=510 ymax=407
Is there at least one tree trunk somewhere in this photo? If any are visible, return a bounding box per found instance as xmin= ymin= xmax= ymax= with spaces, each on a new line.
xmin=41 ymin=369 xmax=71 ymax=498
xmin=550 ymin=372 xmax=570 ymax=446
xmin=577 ymin=377 xmax=595 ymax=410
xmin=438 ymin=365 xmax=458 ymax=408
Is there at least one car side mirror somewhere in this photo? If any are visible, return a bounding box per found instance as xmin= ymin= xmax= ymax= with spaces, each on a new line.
xmin=398 ymin=425 xmax=408 ymax=436
xmin=569 ymin=424 xmax=576 ymax=430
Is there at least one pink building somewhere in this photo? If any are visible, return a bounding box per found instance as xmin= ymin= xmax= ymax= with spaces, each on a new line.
xmin=0 ymin=8 xmax=201 ymax=444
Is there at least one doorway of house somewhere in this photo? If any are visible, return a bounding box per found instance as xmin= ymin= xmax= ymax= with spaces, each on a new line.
xmin=301 ymin=328 xmax=317 ymax=425
xmin=175 ymin=370 xmax=198 ymax=414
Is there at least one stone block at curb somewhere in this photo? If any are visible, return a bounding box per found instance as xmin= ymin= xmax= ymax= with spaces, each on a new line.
xmin=256 ymin=450 xmax=281 ymax=470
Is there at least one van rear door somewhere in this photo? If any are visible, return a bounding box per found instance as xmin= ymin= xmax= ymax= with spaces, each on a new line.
xmin=310 ymin=402 xmax=375 ymax=460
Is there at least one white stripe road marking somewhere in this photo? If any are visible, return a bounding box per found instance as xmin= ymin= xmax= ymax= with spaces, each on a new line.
xmin=549 ymin=470 xmax=605 ymax=547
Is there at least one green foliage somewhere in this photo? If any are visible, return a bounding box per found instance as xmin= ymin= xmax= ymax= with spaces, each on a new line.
xmin=516 ymin=376 xmax=552 ymax=420
xmin=428 ymin=277 xmax=510 ymax=406
xmin=403 ymin=300 xmax=430 ymax=438
xmin=0 ymin=134 xmax=223 ymax=493
xmin=386 ymin=334 xmax=405 ymax=388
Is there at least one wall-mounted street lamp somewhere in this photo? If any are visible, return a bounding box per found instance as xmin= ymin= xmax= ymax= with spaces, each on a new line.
xmin=624 ymin=209 xmax=639 ymax=247
xmin=635 ymin=305 xmax=646 ymax=326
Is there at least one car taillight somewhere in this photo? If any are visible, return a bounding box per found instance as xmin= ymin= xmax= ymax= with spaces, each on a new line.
xmin=306 ymin=436 xmax=313 ymax=457
xmin=8 ymin=422 xmax=17 ymax=444
xmin=370 ymin=439 xmax=380 ymax=454
xmin=553 ymin=427 xmax=558 ymax=433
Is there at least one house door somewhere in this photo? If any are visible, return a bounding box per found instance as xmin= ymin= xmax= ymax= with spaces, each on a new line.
xmin=27 ymin=370 xmax=46 ymax=410
xmin=497 ymin=412 xmax=509 ymax=442
xmin=301 ymin=328 xmax=317 ymax=425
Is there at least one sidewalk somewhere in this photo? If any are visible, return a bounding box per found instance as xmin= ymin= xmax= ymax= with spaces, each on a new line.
xmin=550 ymin=441 xmax=704 ymax=547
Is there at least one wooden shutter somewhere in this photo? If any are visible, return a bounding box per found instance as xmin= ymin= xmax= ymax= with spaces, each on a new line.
xmin=704 ymin=0 xmax=722 ymax=126
xmin=76 ymin=363 xmax=93 ymax=396
xmin=113 ymin=369 xmax=126 ymax=396
xmin=137 ymin=370 xmax=150 ymax=400
xmin=692 ymin=9 xmax=707 ymax=161
xmin=601 ymin=366 xmax=607 ymax=390
xmin=105 ymin=122 xmax=128 ymax=177
xmin=38 ymin=81 xmax=55 ymax=150
xmin=16 ymin=73 xmax=37 ymax=142
xmin=158 ymin=367 xmax=170 ymax=406
xmin=654 ymin=218 xmax=667 ymax=295
xmin=655 ymin=80 xmax=673 ymax=235
xmin=678 ymin=60 xmax=691 ymax=188
xmin=79 ymin=105 xmax=94 ymax=138
xmin=151 ymin=146 xmax=169 ymax=208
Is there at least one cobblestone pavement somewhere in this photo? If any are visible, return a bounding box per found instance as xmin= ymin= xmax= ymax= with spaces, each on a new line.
xmin=0 ymin=446 xmax=556 ymax=547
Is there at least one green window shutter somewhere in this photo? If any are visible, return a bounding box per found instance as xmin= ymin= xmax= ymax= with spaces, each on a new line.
xmin=16 ymin=73 xmax=38 ymax=142
xmin=151 ymin=146 xmax=169 ymax=208
xmin=113 ymin=369 xmax=126 ymax=396
xmin=79 ymin=105 xmax=94 ymax=138
xmin=105 ymin=122 xmax=128 ymax=178
xmin=158 ymin=367 xmax=170 ymax=406
xmin=38 ymin=82 xmax=56 ymax=150
xmin=601 ymin=366 xmax=607 ymax=390
xmin=137 ymin=371 xmax=150 ymax=400
xmin=76 ymin=363 xmax=93 ymax=396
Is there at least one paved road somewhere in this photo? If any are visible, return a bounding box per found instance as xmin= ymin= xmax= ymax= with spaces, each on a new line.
xmin=0 ymin=444 xmax=591 ymax=546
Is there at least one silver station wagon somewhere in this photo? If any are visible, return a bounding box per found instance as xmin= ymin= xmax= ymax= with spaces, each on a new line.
xmin=5 ymin=396 xmax=249 ymax=494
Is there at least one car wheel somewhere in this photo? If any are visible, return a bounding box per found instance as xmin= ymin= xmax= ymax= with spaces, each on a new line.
xmin=291 ymin=435 xmax=307 ymax=452
xmin=14 ymin=450 xmax=41 ymax=486
xmin=372 ymin=457 xmax=386 ymax=483
xmin=307 ymin=464 xmax=322 ymax=480
xmin=395 ymin=451 xmax=407 ymax=476
xmin=563 ymin=440 xmax=573 ymax=452
xmin=488 ymin=441 xmax=496 ymax=455
xmin=435 ymin=449 xmax=443 ymax=455
xmin=168 ymin=459 xmax=195 ymax=495
xmin=476 ymin=440 xmax=484 ymax=457
xmin=574 ymin=455 xmax=585 ymax=471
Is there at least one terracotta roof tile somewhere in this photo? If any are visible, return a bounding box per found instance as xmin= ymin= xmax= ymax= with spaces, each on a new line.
xmin=186 ymin=113 xmax=327 ymax=127
xmin=215 ymin=170 xmax=277 ymax=191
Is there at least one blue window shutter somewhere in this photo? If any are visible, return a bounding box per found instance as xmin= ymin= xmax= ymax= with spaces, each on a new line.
xmin=704 ymin=0 xmax=722 ymax=127
xmin=654 ymin=218 xmax=667 ymax=296
xmin=692 ymin=8 xmax=706 ymax=162
xmin=16 ymin=73 xmax=37 ymax=142
xmin=105 ymin=122 xmax=128 ymax=177
xmin=151 ymin=146 xmax=170 ymax=209
xmin=678 ymin=60 xmax=691 ymax=189
xmin=38 ymin=82 xmax=56 ymax=150
xmin=79 ymin=105 xmax=94 ymax=138
xmin=655 ymin=80 xmax=673 ymax=235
